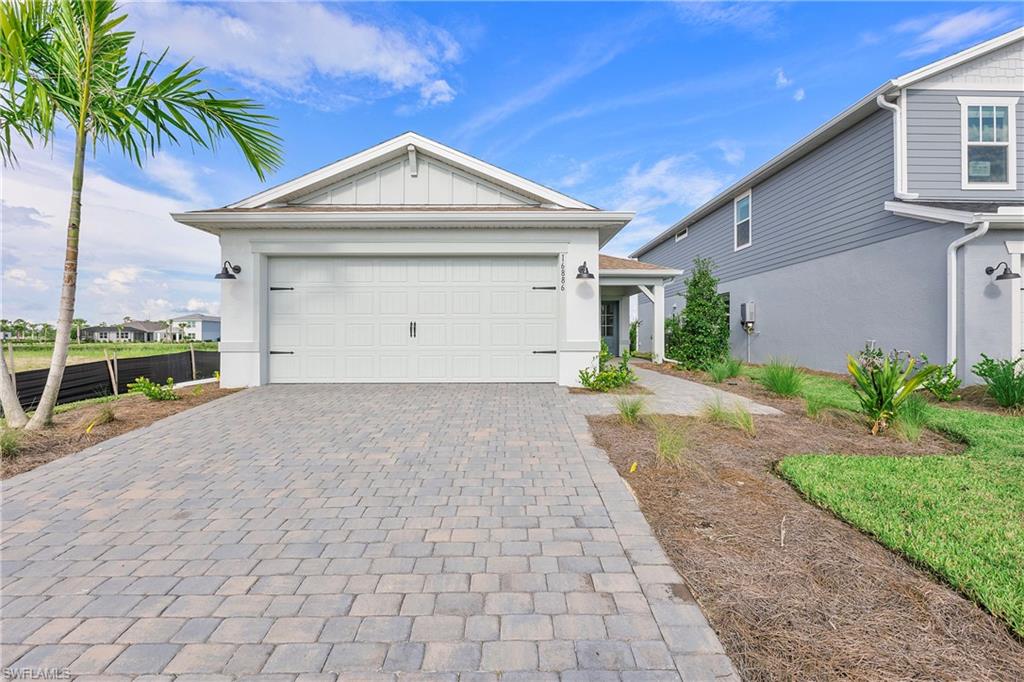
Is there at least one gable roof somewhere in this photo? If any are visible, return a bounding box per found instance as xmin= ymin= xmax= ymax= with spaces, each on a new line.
xmin=229 ymin=132 xmax=595 ymax=210
xmin=631 ymin=27 xmax=1024 ymax=258
xmin=172 ymin=314 xmax=220 ymax=322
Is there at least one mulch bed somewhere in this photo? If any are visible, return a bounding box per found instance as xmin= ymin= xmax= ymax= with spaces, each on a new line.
xmin=589 ymin=412 xmax=1022 ymax=680
xmin=1 ymin=384 xmax=239 ymax=479
xmin=568 ymin=384 xmax=652 ymax=395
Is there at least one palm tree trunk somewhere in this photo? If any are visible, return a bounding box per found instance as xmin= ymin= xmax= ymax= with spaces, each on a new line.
xmin=25 ymin=128 xmax=86 ymax=430
xmin=0 ymin=348 xmax=28 ymax=428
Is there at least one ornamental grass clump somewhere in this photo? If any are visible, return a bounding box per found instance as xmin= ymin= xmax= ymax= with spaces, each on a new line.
xmin=847 ymin=344 xmax=939 ymax=434
xmin=615 ymin=397 xmax=645 ymax=426
xmin=757 ymin=359 xmax=805 ymax=397
xmin=708 ymin=357 xmax=743 ymax=383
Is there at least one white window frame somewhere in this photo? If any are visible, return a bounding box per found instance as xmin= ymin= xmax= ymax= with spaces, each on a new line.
xmin=733 ymin=191 xmax=752 ymax=252
xmin=957 ymin=96 xmax=1018 ymax=190
xmin=674 ymin=228 xmax=688 ymax=242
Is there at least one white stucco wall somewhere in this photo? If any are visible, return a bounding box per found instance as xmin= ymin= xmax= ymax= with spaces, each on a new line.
xmin=216 ymin=227 xmax=601 ymax=387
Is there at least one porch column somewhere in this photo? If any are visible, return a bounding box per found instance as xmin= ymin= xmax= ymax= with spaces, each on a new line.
xmin=618 ymin=296 xmax=630 ymax=356
xmin=653 ymin=284 xmax=665 ymax=363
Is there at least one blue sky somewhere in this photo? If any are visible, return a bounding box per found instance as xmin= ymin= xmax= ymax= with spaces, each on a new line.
xmin=3 ymin=1 xmax=1021 ymax=324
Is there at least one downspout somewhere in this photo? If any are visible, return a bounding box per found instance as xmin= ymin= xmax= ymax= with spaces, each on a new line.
xmin=876 ymin=94 xmax=918 ymax=200
xmin=947 ymin=221 xmax=990 ymax=366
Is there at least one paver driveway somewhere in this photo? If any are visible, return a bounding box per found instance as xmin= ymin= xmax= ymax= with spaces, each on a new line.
xmin=2 ymin=384 xmax=736 ymax=680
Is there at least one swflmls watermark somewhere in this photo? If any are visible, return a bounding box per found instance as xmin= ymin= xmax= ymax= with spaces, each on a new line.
xmin=2 ymin=668 xmax=70 ymax=680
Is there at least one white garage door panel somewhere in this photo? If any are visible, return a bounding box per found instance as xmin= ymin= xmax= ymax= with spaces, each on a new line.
xmin=268 ymin=256 xmax=558 ymax=383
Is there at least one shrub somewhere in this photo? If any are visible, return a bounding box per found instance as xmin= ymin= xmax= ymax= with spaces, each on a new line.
xmin=616 ymin=397 xmax=644 ymax=425
xmin=707 ymin=357 xmax=742 ymax=383
xmin=757 ymin=359 xmax=805 ymax=397
xmin=893 ymin=393 xmax=929 ymax=443
xmin=628 ymin=320 xmax=639 ymax=353
xmin=847 ymin=345 xmax=939 ymax=434
xmin=579 ymin=341 xmax=636 ymax=392
xmin=702 ymin=397 xmax=756 ymax=437
xmin=0 ymin=429 xmax=20 ymax=459
xmin=920 ymin=354 xmax=962 ymax=402
xmin=664 ymin=257 xmax=729 ymax=369
xmin=128 ymin=376 xmax=180 ymax=401
xmin=972 ymin=354 xmax=1024 ymax=408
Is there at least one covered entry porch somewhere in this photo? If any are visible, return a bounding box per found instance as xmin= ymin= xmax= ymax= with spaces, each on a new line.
xmin=597 ymin=254 xmax=681 ymax=361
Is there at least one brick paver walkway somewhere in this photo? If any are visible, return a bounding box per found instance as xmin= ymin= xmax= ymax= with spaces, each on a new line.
xmin=2 ymin=384 xmax=737 ymax=680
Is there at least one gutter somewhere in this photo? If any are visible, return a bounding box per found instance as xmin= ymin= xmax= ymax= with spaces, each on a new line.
xmin=875 ymin=94 xmax=919 ymax=201
xmin=946 ymin=221 xmax=990 ymax=367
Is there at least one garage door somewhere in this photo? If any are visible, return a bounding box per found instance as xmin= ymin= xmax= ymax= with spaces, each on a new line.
xmin=268 ymin=256 xmax=559 ymax=382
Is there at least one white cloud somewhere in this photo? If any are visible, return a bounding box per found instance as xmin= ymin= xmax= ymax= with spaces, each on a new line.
xmin=555 ymin=160 xmax=593 ymax=189
xmin=895 ymin=7 xmax=1018 ymax=58
xmin=4 ymin=268 xmax=48 ymax=291
xmin=144 ymin=153 xmax=212 ymax=206
xmin=713 ymin=139 xmax=745 ymax=165
xmin=2 ymin=143 xmax=220 ymax=323
xmin=91 ymin=266 xmax=143 ymax=295
xmin=774 ymin=68 xmax=792 ymax=88
xmin=793 ymin=88 xmax=806 ymax=102
xmin=127 ymin=2 xmax=460 ymax=109
xmin=674 ymin=1 xmax=781 ymax=35
xmin=185 ymin=298 xmax=219 ymax=315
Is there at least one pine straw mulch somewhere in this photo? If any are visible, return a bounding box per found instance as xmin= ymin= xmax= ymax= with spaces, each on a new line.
xmin=568 ymin=384 xmax=652 ymax=395
xmin=1 ymin=384 xmax=240 ymax=479
xmin=589 ymin=412 xmax=1023 ymax=680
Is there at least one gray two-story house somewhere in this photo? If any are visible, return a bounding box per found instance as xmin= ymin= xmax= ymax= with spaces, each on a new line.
xmin=633 ymin=28 xmax=1024 ymax=381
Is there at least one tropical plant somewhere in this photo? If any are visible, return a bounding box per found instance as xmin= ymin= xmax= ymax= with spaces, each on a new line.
xmin=579 ymin=340 xmax=636 ymax=392
xmin=847 ymin=345 xmax=939 ymax=434
xmin=707 ymin=357 xmax=742 ymax=383
xmin=919 ymin=354 xmax=962 ymax=402
xmin=664 ymin=257 xmax=729 ymax=370
xmin=127 ymin=376 xmax=179 ymax=401
xmin=0 ymin=0 xmax=282 ymax=429
xmin=757 ymin=358 xmax=805 ymax=397
xmin=615 ymin=397 xmax=644 ymax=425
xmin=971 ymin=354 xmax=1024 ymax=408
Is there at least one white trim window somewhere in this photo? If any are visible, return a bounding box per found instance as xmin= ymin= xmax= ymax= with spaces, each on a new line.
xmin=958 ymin=96 xmax=1018 ymax=190
xmin=733 ymin=191 xmax=752 ymax=251
xmin=674 ymin=228 xmax=688 ymax=242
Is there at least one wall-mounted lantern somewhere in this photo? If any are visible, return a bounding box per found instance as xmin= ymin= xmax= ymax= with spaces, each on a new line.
xmin=576 ymin=261 xmax=595 ymax=279
xmin=215 ymin=261 xmax=242 ymax=280
xmin=985 ymin=262 xmax=1020 ymax=281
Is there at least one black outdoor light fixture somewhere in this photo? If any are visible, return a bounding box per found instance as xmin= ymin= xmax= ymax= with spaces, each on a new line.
xmin=215 ymin=261 xmax=241 ymax=280
xmin=985 ymin=262 xmax=1021 ymax=281
xmin=576 ymin=261 xmax=595 ymax=279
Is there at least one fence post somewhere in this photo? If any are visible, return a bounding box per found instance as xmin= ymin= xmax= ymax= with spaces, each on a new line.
xmin=104 ymin=350 xmax=118 ymax=396
xmin=189 ymin=343 xmax=197 ymax=381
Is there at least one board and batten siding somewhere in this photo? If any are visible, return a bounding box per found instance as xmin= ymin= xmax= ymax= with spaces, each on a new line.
xmin=638 ymin=109 xmax=928 ymax=298
xmin=905 ymin=88 xmax=1024 ymax=201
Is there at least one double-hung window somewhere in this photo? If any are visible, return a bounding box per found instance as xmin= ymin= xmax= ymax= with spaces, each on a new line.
xmin=958 ymin=96 xmax=1018 ymax=190
xmin=734 ymin=191 xmax=752 ymax=251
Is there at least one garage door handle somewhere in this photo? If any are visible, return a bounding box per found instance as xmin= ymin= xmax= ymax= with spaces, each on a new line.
xmin=269 ymin=351 xmax=294 ymax=355
xmin=413 ymin=322 xmax=417 ymax=338
xmin=533 ymin=350 xmax=557 ymax=354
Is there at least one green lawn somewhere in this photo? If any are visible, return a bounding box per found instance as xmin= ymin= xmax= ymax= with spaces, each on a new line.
xmin=745 ymin=366 xmax=1024 ymax=635
xmin=8 ymin=342 xmax=219 ymax=371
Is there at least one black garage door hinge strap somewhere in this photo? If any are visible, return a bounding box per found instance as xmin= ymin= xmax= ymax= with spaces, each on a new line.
xmin=269 ymin=351 xmax=294 ymax=355
xmin=532 ymin=350 xmax=557 ymax=354
xmin=269 ymin=287 xmax=294 ymax=291
xmin=532 ymin=286 xmax=556 ymax=290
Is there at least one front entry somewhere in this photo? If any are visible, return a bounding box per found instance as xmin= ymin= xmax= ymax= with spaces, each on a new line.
xmin=600 ymin=301 xmax=618 ymax=353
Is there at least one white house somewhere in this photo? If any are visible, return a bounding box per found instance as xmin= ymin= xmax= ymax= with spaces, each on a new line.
xmin=172 ymin=133 xmax=677 ymax=388
xmin=171 ymin=314 xmax=221 ymax=342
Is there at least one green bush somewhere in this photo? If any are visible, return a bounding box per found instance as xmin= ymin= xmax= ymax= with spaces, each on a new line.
xmin=972 ymin=354 xmax=1024 ymax=408
xmin=615 ymin=397 xmax=644 ymax=425
xmin=579 ymin=341 xmax=636 ymax=392
xmin=628 ymin=320 xmax=639 ymax=353
xmin=757 ymin=358 xmax=805 ymax=397
xmin=919 ymin=354 xmax=962 ymax=402
xmin=664 ymin=257 xmax=729 ymax=369
xmin=127 ymin=376 xmax=180 ymax=401
xmin=707 ymin=357 xmax=742 ymax=383
xmin=847 ymin=345 xmax=938 ymax=434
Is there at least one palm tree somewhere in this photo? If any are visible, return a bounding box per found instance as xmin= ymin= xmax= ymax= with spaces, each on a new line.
xmin=0 ymin=0 xmax=283 ymax=429
xmin=71 ymin=317 xmax=87 ymax=343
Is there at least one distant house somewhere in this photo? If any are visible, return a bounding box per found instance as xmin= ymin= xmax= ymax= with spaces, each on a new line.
xmin=632 ymin=29 xmax=1024 ymax=382
xmin=82 ymin=320 xmax=173 ymax=342
xmin=171 ymin=314 xmax=221 ymax=342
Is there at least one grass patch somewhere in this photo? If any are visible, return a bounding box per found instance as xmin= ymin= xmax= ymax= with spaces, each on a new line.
xmin=707 ymin=357 xmax=743 ymax=383
xmin=892 ymin=393 xmax=928 ymax=443
xmin=755 ymin=358 xmax=806 ymax=397
xmin=701 ymin=398 xmax=757 ymax=437
xmin=772 ymin=369 xmax=1024 ymax=635
xmin=7 ymin=341 xmax=218 ymax=371
xmin=615 ymin=397 xmax=645 ymax=426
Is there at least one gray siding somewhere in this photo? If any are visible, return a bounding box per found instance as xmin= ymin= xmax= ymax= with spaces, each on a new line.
xmin=906 ymin=88 xmax=1024 ymax=200
xmin=638 ymin=110 xmax=933 ymax=298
